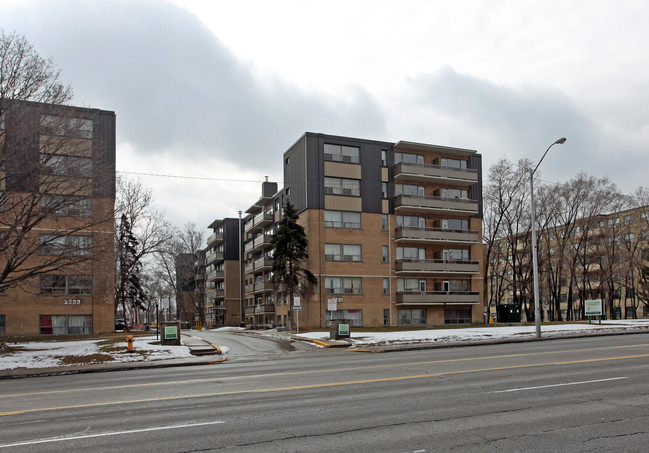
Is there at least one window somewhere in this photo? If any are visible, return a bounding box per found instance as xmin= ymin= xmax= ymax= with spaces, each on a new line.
xmin=382 ymin=214 xmax=388 ymax=231
xmin=325 ymin=244 xmax=362 ymax=262
xmin=437 ymin=218 xmax=469 ymax=230
xmin=383 ymin=309 xmax=389 ymax=326
xmin=325 ymin=277 xmax=362 ymax=294
xmin=396 ymin=215 xmax=426 ymax=228
xmin=625 ymin=233 xmax=635 ymax=243
xmin=440 ymin=158 xmax=467 ymax=169
xmin=326 ymin=309 xmax=363 ymax=327
xmin=41 ymin=195 xmax=92 ymax=217
xmin=324 ymin=210 xmax=361 ymax=229
xmin=443 ymin=248 xmax=469 ymax=261
xmin=441 ymin=188 xmax=468 ymax=199
xmin=395 ymin=152 xmax=424 ymax=165
xmin=383 ymin=278 xmax=389 ymax=295
xmin=0 ymin=314 xmax=5 ymax=336
xmin=324 ymin=144 xmax=360 ymax=164
xmin=624 ymin=215 xmax=634 ymax=225
xmin=41 ymin=115 xmax=93 ymax=138
xmin=40 ymin=235 xmax=92 ymax=256
xmin=285 ymin=156 xmax=290 ymax=166
xmin=285 ymin=188 xmax=290 ymax=196
xmin=444 ymin=309 xmax=471 ymax=324
xmin=398 ymin=309 xmax=426 ymax=325
xmin=41 ymin=153 xmax=92 ymax=177
xmin=324 ymin=177 xmax=360 ymax=196
xmin=395 ymin=183 xmax=424 ymax=196
xmin=396 ymin=247 xmax=425 ymax=260
xmin=642 ymin=212 xmax=649 ymax=222
xmin=642 ymin=230 xmax=649 ymax=241
xmin=381 ymin=150 xmax=387 ymax=166
xmin=608 ymin=218 xmax=620 ymax=227
xmin=40 ymin=314 xmax=92 ymax=335
xmin=381 ymin=182 xmax=388 ymax=198
xmin=382 ymin=246 xmax=389 ymax=263
xmin=397 ymin=278 xmax=423 ymax=292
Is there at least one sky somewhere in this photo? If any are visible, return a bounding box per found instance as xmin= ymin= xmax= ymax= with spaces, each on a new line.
xmin=2 ymin=0 xmax=649 ymax=232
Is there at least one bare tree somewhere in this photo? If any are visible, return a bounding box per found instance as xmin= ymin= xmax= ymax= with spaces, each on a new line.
xmin=155 ymin=222 xmax=206 ymax=328
xmin=0 ymin=30 xmax=113 ymax=293
xmin=114 ymin=176 xmax=174 ymax=326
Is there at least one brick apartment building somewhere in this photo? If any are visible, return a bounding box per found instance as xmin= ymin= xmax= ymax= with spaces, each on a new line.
xmin=205 ymin=132 xmax=484 ymax=329
xmin=0 ymin=101 xmax=116 ymax=337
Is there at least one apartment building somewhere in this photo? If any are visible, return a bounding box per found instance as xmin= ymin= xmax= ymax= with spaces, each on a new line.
xmin=488 ymin=206 xmax=649 ymax=321
xmin=236 ymin=133 xmax=484 ymax=329
xmin=205 ymin=218 xmax=243 ymax=327
xmin=0 ymin=101 xmax=116 ymax=337
xmin=175 ymin=250 xmax=206 ymax=327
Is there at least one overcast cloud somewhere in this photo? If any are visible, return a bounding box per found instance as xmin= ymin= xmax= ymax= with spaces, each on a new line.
xmin=2 ymin=0 xmax=649 ymax=230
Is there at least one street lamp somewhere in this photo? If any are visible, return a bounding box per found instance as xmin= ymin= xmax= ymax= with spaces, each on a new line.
xmin=531 ymin=137 xmax=566 ymax=338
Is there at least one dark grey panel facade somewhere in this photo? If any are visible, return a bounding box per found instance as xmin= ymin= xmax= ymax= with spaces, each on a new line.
xmin=283 ymin=132 xmax=394 ymax=214
xmin=469 ymin=154 xmax=483 ymax=219
xmin=223 ymin=217 xmax=241 ymax=261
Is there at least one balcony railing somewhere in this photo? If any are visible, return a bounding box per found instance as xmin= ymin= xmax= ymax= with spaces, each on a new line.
xmin=253 ymin=281 xmax=276 ymax=294
xmin=394 ymin=162 xmax=478 ymax=185
xmin=207 ymin=231 xmax=223 ymax=246
xmin=395 ymin=259 xmax=480 ymax=274
xmin=205 ymin=251 xmax=224 ymax=265
xmin=395 ymin=226 xmax=479 ymax=244
xmin=206 ymin=270 xmax=224 ymax=282
xmin=395 ymin=291 xmax=480 ymax=305
xmin=395 ymin=194 xmax=479 ymax=215
xmin=206 ymin=288 xmax=225 ymax=300
xmin=252 ymin=235 xmax=273 ymax=252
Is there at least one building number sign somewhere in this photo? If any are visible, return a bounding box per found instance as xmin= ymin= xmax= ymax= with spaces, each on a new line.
xmin=64 ymin=299 xmax=82 ymax=305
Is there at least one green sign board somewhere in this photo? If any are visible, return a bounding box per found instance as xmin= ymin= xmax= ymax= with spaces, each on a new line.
xmin=165 ymin=325 xmax=178 ymax=340
xmin=338 ymin=323 xmax=350 ymax=336
xmin=585 ymin=299 xmax=603 ymax=316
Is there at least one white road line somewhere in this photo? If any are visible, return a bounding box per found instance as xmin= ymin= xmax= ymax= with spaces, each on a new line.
xmin=0 ymin=420 xmax=225 ymax=449
xmin=490 ymin=376 xmax=628 ymax=393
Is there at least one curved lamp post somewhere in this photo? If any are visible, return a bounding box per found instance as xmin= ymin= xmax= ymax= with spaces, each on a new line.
xmin=531 ymin=137 xmax=566 ymax=338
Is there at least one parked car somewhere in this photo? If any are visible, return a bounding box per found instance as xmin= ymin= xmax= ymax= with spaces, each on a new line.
xmin=115 ymin=318 xmax=126 ymax=331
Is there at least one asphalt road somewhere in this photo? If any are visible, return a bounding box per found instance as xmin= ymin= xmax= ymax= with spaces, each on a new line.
xmin=1 ymin=333 xmax=649 ymax=452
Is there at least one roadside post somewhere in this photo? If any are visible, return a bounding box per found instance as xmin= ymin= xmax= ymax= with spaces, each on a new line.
xmin=293 ymin=297 xmax=303 ymax=334
xmin=585 ymin=299 xmax=603 ymax=325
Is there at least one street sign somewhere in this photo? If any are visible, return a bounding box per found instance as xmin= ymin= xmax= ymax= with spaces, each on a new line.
xmin=328 ymin=297 xmax=342 ymax=311
xmin=292 ymin=305 xmax=303 ymax=311
xmin=294 ymin=297 xmax=301 ymax=306
xmin=585 ymin=299 xmax=603 ymax=316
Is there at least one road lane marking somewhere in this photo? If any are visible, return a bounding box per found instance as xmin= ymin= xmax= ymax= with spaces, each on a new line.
xmin=2 ymin=353 xmax=649 ymax=417
xmin=3 ymin=342 xmax=649 ymax=399
xmin=489 ymin=376 xmax=628 ymax=393
xmin=0 ymin=421 xmax=224 ymax=449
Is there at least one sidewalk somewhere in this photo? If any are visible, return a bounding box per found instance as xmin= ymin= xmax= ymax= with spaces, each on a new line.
xmin=0 ymin=333 xmax=224 ymax=379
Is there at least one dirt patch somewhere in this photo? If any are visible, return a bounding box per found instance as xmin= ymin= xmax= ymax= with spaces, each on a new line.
xmin=57 ymin=354 xmax=115 ymax=365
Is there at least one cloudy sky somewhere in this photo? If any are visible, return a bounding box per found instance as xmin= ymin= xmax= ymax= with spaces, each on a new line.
xmin=3 ymin=0 xmax=649 ymax=231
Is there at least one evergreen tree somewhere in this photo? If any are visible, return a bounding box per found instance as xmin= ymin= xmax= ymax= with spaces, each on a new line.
xmin=116 ymin=214 xmax=147 ymax=329
xmin=271 ymin=201 xmax=316 ymax=326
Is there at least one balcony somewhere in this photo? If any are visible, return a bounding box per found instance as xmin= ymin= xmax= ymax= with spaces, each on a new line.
xmin=395 ymin=291 xmax=480 ymax=305
xmin=207 ymin=231 xmax=223 ymax=246
xmin=244 ymin=219 xmax=255 ymax=234
xmin=206 ymin=270 xmax=224 ymax=282
xmin=394 ymin=162 xmax=478 ymax=186
xmin=254 ymin=211 xmax=274 ymax=228
xmin=252 ymin=235 xmax=273 ymax=252
xmin=244 ymin=240 xmax=254 ymax=255
xmin=244 ymin=261 xmax=255 ymax=275
xmin=253 ymin=281 xmax=276 ymax=294
xmin=395 ymin=227 xmax=479 ymax=244
xmin=244 ymin=304 xmax=276 ymax=316
xmin=395 ymin=194 xmax=479 ymax=215
xmin=245 ymin=283 xmax=255 ymax=295
xmin=395 ymin=259 xmax=480 ymax=275
xmin=206 ymin=288 xmax=224 ymax=301
xmin=254 ymin=256 xmax=274 ymax=271
xmin=205 ymin=251 xmax=224 ymax=265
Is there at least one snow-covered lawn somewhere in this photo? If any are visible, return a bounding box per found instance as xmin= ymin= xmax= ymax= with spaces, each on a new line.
xmin=0 ymin=336 xmax=193 ymax=370
xmin=294 ymin=320 xmax=649 ymax=346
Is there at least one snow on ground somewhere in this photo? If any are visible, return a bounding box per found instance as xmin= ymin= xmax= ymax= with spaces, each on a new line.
xmin=294 ymin=320 xmax=649 ymax=346
xmin=1 ymin=321 xmax=648 ymax=371
xmin=0 ymin=336 xmax=193 ymax=370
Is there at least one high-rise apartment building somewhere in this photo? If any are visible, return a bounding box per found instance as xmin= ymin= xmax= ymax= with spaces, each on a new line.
xmin=0 ymin=101 xmax=116 ymax=336
xmin=233 ymin=133 xmax=484 ymax=329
